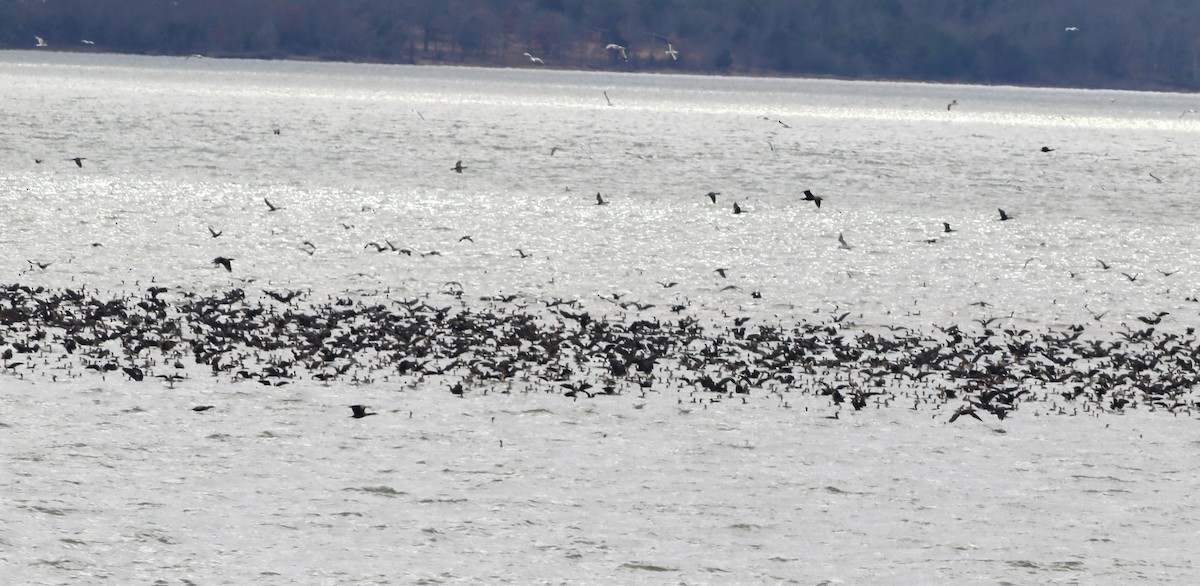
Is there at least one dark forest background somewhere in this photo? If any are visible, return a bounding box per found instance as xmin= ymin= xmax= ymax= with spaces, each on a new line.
xmin=4 ymin=0 xmax=1200 ymax=91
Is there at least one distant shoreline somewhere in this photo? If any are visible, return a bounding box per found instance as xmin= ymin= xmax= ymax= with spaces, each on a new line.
xmin=8 ymin=47 xmax=1198 ymax=95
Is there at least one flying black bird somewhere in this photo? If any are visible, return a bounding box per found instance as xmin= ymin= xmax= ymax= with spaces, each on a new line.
xmin=706 ymin=191 xmax=719 ymax=203
xmin=459 ymin=235 xmax=474 ymax=242
xmin=802 ymin=189 xmax=823 ymax=208
xmin=349 ymin=405 xmax=377 ymax=418
xmin=264 ymin=198 xmax=282 ymax=212
xmin=212 ymin=256 xmax=233 ymax=272
xmin=998 ymin=208 xmax=1011 ymax=221
xmin=715 ymin=268 xmax=727 ymax=278
xmin=733 ymin=202 xmax=744 ymax=214
xmin=69 ymin=157 xmax=86 ymax=167
xmin=516 ymin=249 xmax=531 ymax=258
xmin=949 ymin=405 xmax=982 ymax=423
xmin=207 ymin=227 xmax=222 ymax=238
xmin=838 ymin=233 xmax=851 ymax=250
xmin=264 ymin=289 xmax=300 ymax=303
xmin=943 ymin=222 xmax=956 ymax=233
xmin=451 ymin=160 xmax=466 ymax=173
xmin=596 ymin=192 xmax=607 ymax=205
xmin=1096 ymin=259 xmax=1111 ymax=270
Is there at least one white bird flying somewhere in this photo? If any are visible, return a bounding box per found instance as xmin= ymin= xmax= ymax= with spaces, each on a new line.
xmin=605 ymin=44 xmax=629 ymax=61
xmin=665 ymin=42 xmax=679 ymax=61
xmin=1065 ymin=26 xmax=1079 ymax=32
xmin=81 ymin=40 xmax=95 ymax=45
xmin=35 ymin=36 xmax=48 ymax=48
xmin=523 ymin=52 xmax=544 ymax=65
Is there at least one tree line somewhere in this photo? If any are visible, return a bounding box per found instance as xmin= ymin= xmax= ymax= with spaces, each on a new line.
xmin=4 ymin=0 xmax=1200 ymax=91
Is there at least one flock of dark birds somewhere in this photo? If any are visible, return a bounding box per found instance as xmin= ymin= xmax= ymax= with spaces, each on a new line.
xmin=13 ymin=100 xmax=1197 ymax=426
xmin=1 ymin=260 xmax=1198 ymax=425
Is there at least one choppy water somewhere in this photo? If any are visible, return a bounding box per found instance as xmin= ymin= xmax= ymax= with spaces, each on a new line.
xmin=2 ymin=51 xmax=1200 ymax=584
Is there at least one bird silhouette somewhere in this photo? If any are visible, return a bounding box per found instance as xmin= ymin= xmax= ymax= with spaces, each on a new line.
xmin=451 ymin=160 xmax=466 ymax=173
xmin=733 ymin=202 xmax=744 ymax=214
xmin=838 ymin=233 xmax=851 ymax=250
xmin=208 ymin=227 xmax=223 ymax=238
xmin=523 ymin=52 xmax=544 ymax=64
xmin=706 ymin=191 xmax=719 ymax=203
xmin=943 ymin=222 xmax=956 ymax=233
xmin=665 ymin=42 xmax=679 ymax=61
xmin=998 ymin=208 xmax=1011 ymax=221
xmin=212 ymin=257 xmax=233 ymax=272
xmin=1041 ymin=146 xmax=1055 ymax=152
xmin=69 ymin=157 xmax=86 ymax=167
xmin=264 ymin=198 xmax=282 ymax=212
xmin=803 ymin=189 xmax=823 ymax=208
xmin=949 ymin=405 xmax=983 ymax=423
xmin=349 ymin=405 xmax=377 ymax=418
xmin=596 ymin=192 xmax=607 ymax=205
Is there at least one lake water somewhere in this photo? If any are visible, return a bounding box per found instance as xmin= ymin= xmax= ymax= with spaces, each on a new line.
xmin=2 ymin=51 xmax=1200 ymax=584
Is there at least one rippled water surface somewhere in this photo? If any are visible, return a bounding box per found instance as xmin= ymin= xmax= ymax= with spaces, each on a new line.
xmin=3 ymin=51 xmax=1200 ymax=584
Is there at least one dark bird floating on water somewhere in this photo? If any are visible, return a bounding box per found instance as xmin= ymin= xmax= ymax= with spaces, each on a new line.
xmin=1041 ymin=146 xmax=1055 ymax=153
xmin=596 ymin=192 xmax=607 ymax=205
xmin=349 ymin=405 xmax=377 ymax=418
xmin=192 ymin=405 xmax=215 ymax=412
xmin=451 ymin=160 xmax=466 ymax=173
xmin=212 ymin=257 xmax=233 ymax=272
